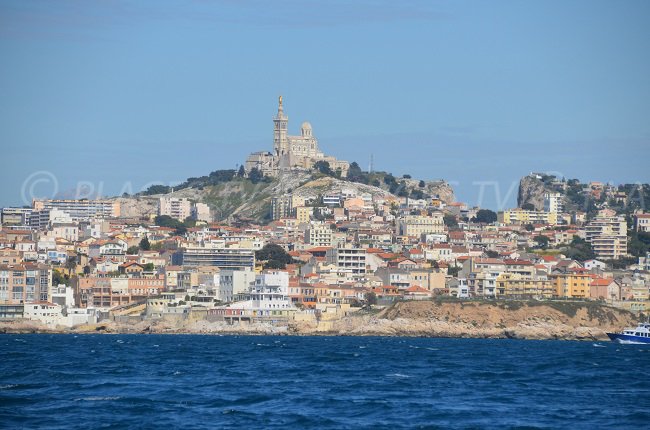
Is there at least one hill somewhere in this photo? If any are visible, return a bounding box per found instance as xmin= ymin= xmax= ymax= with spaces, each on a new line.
xmin=116 ymin=168 xmax=455 ymax=224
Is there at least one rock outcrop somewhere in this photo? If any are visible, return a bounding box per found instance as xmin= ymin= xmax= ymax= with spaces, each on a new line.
xmin=517 ymin=175 xmax=548 ymax=210
xmin=2 ymin=301 xmax=636 ymax=341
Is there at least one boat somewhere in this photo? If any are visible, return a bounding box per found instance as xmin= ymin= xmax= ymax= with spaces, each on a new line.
xmin=607 ymin=322 xmax=650 ymax=344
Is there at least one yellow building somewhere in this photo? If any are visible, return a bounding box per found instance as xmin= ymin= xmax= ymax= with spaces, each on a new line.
xmin=496 ymin=273 xmax=554 ymax=299
xmin=498 ymin=209 xmax=558 ymax=225
xmin=296 ymin=206 xmax=312 ymax=224
xmin=551 ymin=273 xmax=592 ymax=298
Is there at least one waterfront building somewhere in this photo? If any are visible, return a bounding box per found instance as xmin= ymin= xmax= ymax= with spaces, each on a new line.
xmin=551 ymin=272 xmax=592 ymax=298
xmin=0 ymin=263 xmax=52 ymax=304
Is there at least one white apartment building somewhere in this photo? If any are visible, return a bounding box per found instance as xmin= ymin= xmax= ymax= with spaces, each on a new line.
xmin=586 ymin=215 xmax=628 ymax=260
xmin=33 ymin=199 xmax=120 ymax=221
xmin=159 ymin=196 xmax=192 ymax=221
xmin=218 ymin=269 xmax=256 ymax=303
xmin=305 ymin=223 xmax=334 ymax=247
xmin=326 ymin=246 xmax=367 ymax=280
xmin=249 ymin=271 xmax=293 ymax=311
xmin=543 ymin=192 xmax=564 ymax=213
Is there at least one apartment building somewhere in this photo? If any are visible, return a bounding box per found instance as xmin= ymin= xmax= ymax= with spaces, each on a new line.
xmin=543 ymin=192 xmax=564 ymax=213
xmin=496 ymin=273 xmax=554 ymax=299
xmin=397 ymin=213 xmax=444 ymax=237
xmin=159 ymin=197 xmax=191 ymax=221
xmin=0 ymin=263 xmax=52 ymax=304
xmin=498 ymin=209 xmax=558 ymax=225
xmin=326 ymin=246 xmax=367 ymax=280
xmin=585 ymin=215 xmax=627 ymax=260
xmin=33 ymin=199 xmax=120 ymax=221
xmin=173 ymin=247 xmax=255 ymax=271
xmin=305 ymin=223 xmax=334 ymax=247
xmin=551 ymin=272 xmax=592 ymax=298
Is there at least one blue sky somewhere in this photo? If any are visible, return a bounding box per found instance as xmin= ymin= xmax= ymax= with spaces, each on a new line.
xmin=1 ymin=0 xmax=649 ymax=210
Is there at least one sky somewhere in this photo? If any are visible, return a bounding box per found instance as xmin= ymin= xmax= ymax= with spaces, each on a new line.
xmin=1 ymin=0 xmax=649 ymax=210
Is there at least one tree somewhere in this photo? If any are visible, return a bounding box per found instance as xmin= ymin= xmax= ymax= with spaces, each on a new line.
xmin=472 ymin=209 xmax=497 ymax=224
xmin=248 ymin=167 xmax=264 ymax=184
xmin=418 ymin=180 xmax=425 ymax=188
xmin=127 ymin=246 xmax=140 ymax=255
xmin=365 ymin=291 xmax=377 ymax=306
xmin=143 ymin=263 xmax=155 ymax=271
xmin=139 ymin=237 xmax=151 ymax=251
xmin=52 ymin=269 xmax=67 ymax=286
xmin=154 ymin=215 xmax=187 ymax=235
xmin=65 ymin=257 xmax=78 ymax=275
xmin=485 ymin=250 xmax=500 ymax=258
xmin=403 ymin=174 xmax=412 ymax=179
xmin=444 ymin=214 xmax=459 ymax=228
xmin=521 ymin=203 xmax=536 ymax=211
xmin=524 ymin=224 xmax=535 ymax=232
xmin=563 ymin=236 xmax=596 ymax=261
xmin=255 ymin=244 xmax=294 ymax=269
xmin=447 ymin=266 xmax=460 ymax=277
xmin=143 ymin=184 xmax=171 ymax=195
xmin=533 ymin=235 xmax=550 ymax=249
xmin=237 ymin=165 xmax=246 ymax=177
xmin=314 ymin=160 xmax=334 ymax=176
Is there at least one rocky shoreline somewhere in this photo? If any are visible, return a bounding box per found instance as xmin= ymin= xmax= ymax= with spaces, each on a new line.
xmin=0 ymin=301 xmax=638 ymax=341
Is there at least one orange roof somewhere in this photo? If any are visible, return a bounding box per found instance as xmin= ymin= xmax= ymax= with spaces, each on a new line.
xmin=305 ymin=247 xmax=332 ymax=253
xmin=590 ymin=278 xmax=614 ymax=286
xmin=405 ymin=285 xmax=430 ymax=293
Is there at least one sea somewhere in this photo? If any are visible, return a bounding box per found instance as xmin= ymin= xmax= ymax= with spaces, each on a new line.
xmin=1 ymin=335 xmax=649 ymax=429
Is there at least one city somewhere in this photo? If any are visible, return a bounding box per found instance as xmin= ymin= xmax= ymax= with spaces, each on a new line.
xmin=1 ymin=97 xmax=649 ymax=335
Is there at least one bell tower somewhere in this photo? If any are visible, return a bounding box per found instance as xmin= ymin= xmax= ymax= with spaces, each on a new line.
xmin=273 ymin=96 xmax=289 ymax=157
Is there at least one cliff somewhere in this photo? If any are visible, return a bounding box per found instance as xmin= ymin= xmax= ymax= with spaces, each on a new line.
xmin=2 ymin=301 xmax=636 ymax=341
xmin=298 ymin=300 xmax=637 ymax=340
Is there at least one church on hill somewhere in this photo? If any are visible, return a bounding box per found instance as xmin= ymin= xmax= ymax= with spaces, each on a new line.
xmin=244 ymin=96 xmax=349 ymax=177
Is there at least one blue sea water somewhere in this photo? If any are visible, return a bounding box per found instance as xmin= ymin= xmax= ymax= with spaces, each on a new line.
xmin=1 ymin=335 xmax=649 ymax=429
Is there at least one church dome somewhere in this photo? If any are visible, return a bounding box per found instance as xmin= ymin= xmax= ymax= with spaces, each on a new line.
xmin=301 ymin=122 xmax=313 ymax=137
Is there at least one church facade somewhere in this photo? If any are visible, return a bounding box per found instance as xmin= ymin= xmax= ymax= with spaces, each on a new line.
xmin=244 ymin=97 xmax=349 ymax=177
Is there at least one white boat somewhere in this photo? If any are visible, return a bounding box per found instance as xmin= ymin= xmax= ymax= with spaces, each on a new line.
xmin=607 ymin=322 xmax=650 ymax=344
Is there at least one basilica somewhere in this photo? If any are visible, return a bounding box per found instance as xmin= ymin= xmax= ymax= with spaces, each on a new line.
xmin=244 ymin=97 xmax=349 ymax=177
